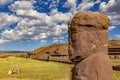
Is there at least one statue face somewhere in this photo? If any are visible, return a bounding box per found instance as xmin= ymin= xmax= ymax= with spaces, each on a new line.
xmin=68 ymin=26 xmax=85 ymax=62
xmin=68 ymin=26 xmax=99 ymax=62
xmin=68 ymin=25 xmax=108 ymax=62
xmin=68 ymin=12 xmax=109 ymax=62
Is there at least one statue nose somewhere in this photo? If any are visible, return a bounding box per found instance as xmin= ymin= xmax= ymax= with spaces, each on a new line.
xmin=68 ymin=48 xmax=72 ymax=56
xmin=68 ymin=45 xmax=73 ymax=54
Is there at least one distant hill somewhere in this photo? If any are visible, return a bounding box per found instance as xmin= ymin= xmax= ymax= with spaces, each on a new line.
xmin=31 ymin=40 xmax=120 ymax=59
xmin=0 ymin=50 xmax=29 ymax=53
xmin=32 ymin=43 xmax=68 ymax=59
xmin=109 ymin=40 xmax=120 ymax=48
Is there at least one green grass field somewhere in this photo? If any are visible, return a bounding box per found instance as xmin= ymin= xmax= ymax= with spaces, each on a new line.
xmin=0 ymin=57 xmax=72 ymax=80
xmin=113 ymin=71 xmax=120 ymax=80
xmin=112 ymin=59 xmax=120 ymax=80
xmin=112 ymin=59 xmax=120 ymax=65
xmin=0 ymin=57 xmax=120 ymax=80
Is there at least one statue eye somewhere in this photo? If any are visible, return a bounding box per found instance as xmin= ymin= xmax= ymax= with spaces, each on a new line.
xmin=71 ymin=33 xmax=77 ymax=43
xmin=71 ymin=31 xmax=79 ymax=42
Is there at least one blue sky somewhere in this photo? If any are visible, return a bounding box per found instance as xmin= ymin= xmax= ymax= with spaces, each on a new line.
xmin=0 ymin=0 xmax=120 ymax=51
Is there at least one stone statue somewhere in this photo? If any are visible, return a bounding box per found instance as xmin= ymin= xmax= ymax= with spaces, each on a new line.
xmin=8 ymin=65 xmax=21 ymax=75
xmin=68 ymin=12 xmax=112 ymax=80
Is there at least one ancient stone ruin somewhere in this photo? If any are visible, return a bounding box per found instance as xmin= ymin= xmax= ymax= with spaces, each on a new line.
xmin=68 ymin=12 xmax=112 ymax=80
xmin=8 ymin=65 xmax=21 ymax=75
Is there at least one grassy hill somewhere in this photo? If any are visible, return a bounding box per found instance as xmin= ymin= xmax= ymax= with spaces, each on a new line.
xmin=31 ymin=43 xmax=68 ymax=59
xmin=109 ymin=40 xmax=120 ymax=48
xmin=31 ymin=40 xmax=120 ymax=59
xmin=32 ymin=43 xmax=68 ymax=55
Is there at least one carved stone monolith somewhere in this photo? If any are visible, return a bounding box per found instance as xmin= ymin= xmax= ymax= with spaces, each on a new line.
xmin=68 ymin=12 xmax=112 ymax=80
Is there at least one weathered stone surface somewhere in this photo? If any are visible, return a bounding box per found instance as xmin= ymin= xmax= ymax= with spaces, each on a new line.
xmin=68 ymin=12 xmax=112 ymax=80
xmin=8 ymin=65 xmax=21 ymax=75
xmin=70 ymin=12 xmax=110 ymax=30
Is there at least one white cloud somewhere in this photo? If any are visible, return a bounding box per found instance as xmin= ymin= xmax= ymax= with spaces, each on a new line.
xmin=108 ymin=14 xmax=120 ymax=25
xmin=46 ymin=24 xmax=68 ymax=37
xmin=63 ymin=0 xmax=76 ymax=8
xmin=95 ymin=0 xmax=101 ymax=4
xmin=0 ymin=14 xmax=69 ymax=43
xmin=63 ymin=0 xmax=76 ymax=14
xmin=16 ymin=10 xmax=45 ymax=19
xmin=53 ymin=36 xmax=64 ymax=40
xmin=77 ymin=0 xmax=100 ymax=12
xmin=77 ymin=2 xmax=93 ymax=11
xmin=1 ymin=0 xmax=120 ymax=44
xmin=40 ymin=40 xmax=47 ymax=43
xmin=48 ymin=0 xmax=60 ymax=9
xmin=0 ymin=13 xmax=20 ymax=29
xmin=56 ymin=24 xmax=68 ymax=32
xmin=53 ymin=39 xmax=64 ymax=43
xmin=50 ymin=9 xmax=72 ymax=23
xmin=100 ymin=0 xmax=115 ymax=12
xmin=0 ymin=39 xmax=3 ymax=43
xmin=63 ymin=0 xmax=100 ymax=15
xmin=108 ymin=26 xmax=116 ymax=31
xmin=52 ymin=36 xmax=64 ymax=43
xmin=51 ymin=12 xmax=71 ymax=23
xmin=0 ymin=0 xmax=70 ymax=43
xmin=9 ymin=1 xmax=34 ymax=11
xmin=100 ymin=0 xmax=120 ymax=25
xmin=114 ymin=35 xmax=120 ymax=39
xmin=8 ymin=0 xmax=37 ymax=20
xmin=0 ymin=0 xmax=13 ymax=5
xmin=53 ymin=39 xmax=59 ymax=43
xmin=0 ymin=18 xmax=46 ymax=43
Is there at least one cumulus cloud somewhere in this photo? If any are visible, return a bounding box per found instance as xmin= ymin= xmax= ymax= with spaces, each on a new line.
xmin=35 ymin=0 xmax=59 ymax=10
xmin=0 ymin=12 xmax=20 ymax=29
xmin=63 ymin=0 xmax=100 ymax=14
xmin=77 ymin=1 xmax=94 ymax=11
xmin=0 ymin=18 xmax=48 ymax=43
xmin=77 ymin=0 xmax=101 ymax=12
xmin=63 ymin=0 xmax=76 ymax=8
xmin=0 ymin=19 xmax=68 ymax=43
xmin=9 ymin=0 xmax=37 ymax=18
xmin=0 ymin=0 xmax=102 ymax=44
xmin=100 ymin=0 xmax=120 ymax=25
xmin=0 ymin=39 xmax=3 ymax=43
xmin=9 ymin=0 xmax=35 ymax=12
xmin=108 ymin=26 xmax=116 ymax=31
xmin=52 ymin=36 xmax=64 ymax=43
xmin=63 ymin=0 xmax=77 ymax=14
xmin=108 ymin=14 xmax=120 ymax=25
xmin=40 ymin=40 xmax=47 ymax=43
xmin=0 ymin=0 xmax=13 ymax=5
xmin=47 ymin=24 xmax=68 ymax=37
xmin=53 ymin=39 xmax=64 ymax=43
xmin=0 ymin=4 xmax=69 ymax=43
xmin=114 ymin=35 xmax=120 ymax=39
xmin=100 ymin=0 xmax=115 ymax=12
xmin=49 ymin=0 xmax=60 ymax=9
xmin=50 ymin=9 xmax=72 ymax=24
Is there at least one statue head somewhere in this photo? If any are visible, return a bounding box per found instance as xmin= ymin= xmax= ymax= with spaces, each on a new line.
xmin=68 ymin=12 xmax=110 ymax=62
